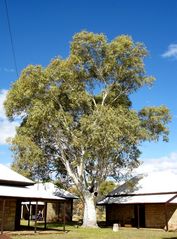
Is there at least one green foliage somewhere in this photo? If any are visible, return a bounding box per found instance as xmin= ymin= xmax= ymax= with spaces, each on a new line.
xmin=99 ymin=181 xmax=116 ymax=197
xmin=4 ymin=31 xmax=170 ymax=196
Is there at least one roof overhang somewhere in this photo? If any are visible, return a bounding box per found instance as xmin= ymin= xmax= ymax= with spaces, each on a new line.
xmin=0 ymin=179 xmax=34 ymax=186
xmin=0 ymin=185 xmax=65 ymax=202
xmin=98 ymin=192 xmax=177 ymax=205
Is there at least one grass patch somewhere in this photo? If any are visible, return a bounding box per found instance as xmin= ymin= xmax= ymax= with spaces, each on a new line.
xmin=10 ymin=223 xmax=177 ymax=239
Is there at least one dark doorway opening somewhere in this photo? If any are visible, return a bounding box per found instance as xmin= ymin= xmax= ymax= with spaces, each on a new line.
xmin=15 ymin=200 xmax=22 ymax=230
xmin=134 ymin=204 xmax=145 ymax=228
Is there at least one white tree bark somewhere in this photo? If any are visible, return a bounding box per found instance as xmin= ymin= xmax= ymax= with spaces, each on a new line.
xmin=82 ymin=192 xmax=98 ymax=228
xmin=60 ymin=149 xmax=98 ymax=228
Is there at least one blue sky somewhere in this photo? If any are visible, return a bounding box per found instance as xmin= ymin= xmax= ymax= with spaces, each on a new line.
xmin=0 ymin=0 xmax=177 ymax=172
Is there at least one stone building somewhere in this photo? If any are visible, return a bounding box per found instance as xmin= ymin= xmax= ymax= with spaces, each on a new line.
xmin=21 ymin=182 xmax=77 ymax=223
xmin=0 ymin=164 xmax=76 ymax=232
xmin=98 ymin=171 xmax=177 ymax=231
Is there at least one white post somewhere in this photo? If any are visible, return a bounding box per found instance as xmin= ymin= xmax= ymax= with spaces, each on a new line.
xmin=21 ymin=204 xmax=23 ymax=219
xmin=113 ymin=223 xmax=119 ymax=232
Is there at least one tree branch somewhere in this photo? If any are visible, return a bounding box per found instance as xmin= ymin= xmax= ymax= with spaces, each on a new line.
xmin=101 ymin=90 xmax=109 ymax=106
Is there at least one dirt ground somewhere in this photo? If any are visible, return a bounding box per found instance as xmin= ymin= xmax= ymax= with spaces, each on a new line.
xmin=0 ymin=234 xmax=11 ymax=239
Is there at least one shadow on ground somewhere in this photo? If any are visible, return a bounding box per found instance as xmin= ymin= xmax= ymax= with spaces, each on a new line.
xmin=162 ymin=237 xmax=177 ymax=239
xmin=0 ymin=234 xmax=11 ymax=239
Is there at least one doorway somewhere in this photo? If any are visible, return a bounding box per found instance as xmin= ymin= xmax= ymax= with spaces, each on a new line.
xmin=134 ymin=204 xmax=145 ymax=228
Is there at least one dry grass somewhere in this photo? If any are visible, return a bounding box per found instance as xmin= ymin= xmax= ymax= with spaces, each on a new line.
xmin=7 ymin=226 xmax=177 ymax=239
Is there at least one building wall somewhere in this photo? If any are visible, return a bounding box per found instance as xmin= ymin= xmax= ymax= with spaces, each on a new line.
xmin=106 ymin=204 xmax=134 ymax=226
xmin=47 ymin=200 xmax=73 ymax=222
xmin=145 ymin=203 xmax=177 ymax=230
xmin=106 ymin=203 xmax=177 ymax=230
xmin=145 ymin=204 xmax=166 ymax=228
xmin=0 ymin=199 xmax=17 ymax=231
xmin=166 ymin=204 xmax=177 ymax=231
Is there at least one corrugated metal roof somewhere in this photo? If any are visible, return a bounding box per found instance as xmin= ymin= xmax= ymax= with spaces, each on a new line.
xmin=30 ymin=182 xmax=78 ymax=199
xmin=0 ymin=165 xmax=77 ymax=201
xmin=98 ymin=171 xmax=177 ymax=205
xmin=0 ymin=184 xmax=65 ymax=201
xmin=0 ymin=164 xmax=34 ymax=186
xmin=99 ymin=193 xmax=177 ymax=205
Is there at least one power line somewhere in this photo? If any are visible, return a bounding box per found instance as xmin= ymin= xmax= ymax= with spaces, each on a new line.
xmin=4 ymin=0 xmax=19 ymax=77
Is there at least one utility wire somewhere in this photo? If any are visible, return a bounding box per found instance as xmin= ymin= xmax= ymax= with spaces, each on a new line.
xmin=4 ymin=0 xmax=19 ymax=77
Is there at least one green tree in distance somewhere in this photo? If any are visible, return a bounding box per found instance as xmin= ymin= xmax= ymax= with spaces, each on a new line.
xmin=99 ymin=181 xmax=116 ymax=198
xmin=4 ymin=31 xmax=171 ymax=227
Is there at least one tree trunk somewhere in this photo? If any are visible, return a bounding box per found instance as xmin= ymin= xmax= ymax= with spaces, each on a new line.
xmin=82 ymin=192 xmax=98 ymax=228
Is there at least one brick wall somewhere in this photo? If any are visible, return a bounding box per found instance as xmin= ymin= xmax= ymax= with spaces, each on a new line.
xmin=0 ymin=199 xmax=17 ymax=231
xmin=145 ymin=204 xmax=165 ymax=228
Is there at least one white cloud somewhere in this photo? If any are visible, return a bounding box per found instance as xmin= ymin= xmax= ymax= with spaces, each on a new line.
xmin=136 ymin=152 xmax=177 ymax=175
xmin=0 ymin=120 xmax=18 ymax=144
xmin=0 ymin=68 xmax=15 ymax=73
xmin=4 ymin=68 xmax=15 ymax=73
xmin=0 ymin=89 xmax=19 ymax=145
xmin=162 ymin=44 xmax=177 ymax=59
xmin=0 ymin=89 xmax=8 ymax=119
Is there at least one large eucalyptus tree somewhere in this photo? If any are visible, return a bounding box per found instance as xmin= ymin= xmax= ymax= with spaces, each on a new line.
xmin=4 ymin=31 xmax=170 ymax=227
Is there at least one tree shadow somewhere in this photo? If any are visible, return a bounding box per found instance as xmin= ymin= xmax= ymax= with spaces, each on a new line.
xmin=162 ymin=237 xmax=177 ymax=239
xmin=0 ymin=234 xmax=11 ymax=239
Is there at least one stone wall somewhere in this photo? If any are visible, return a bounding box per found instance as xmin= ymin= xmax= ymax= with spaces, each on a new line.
xmin=0 ymin=199 xmax=17 ymax=231
xmin=47 ymin=200 xmax=72 ymax=222
xmin=145 ymin=203 xmax=177 ymax=230
xmin=106 ymin=203 xmax=177 ymax=230
xmin=106 ymin=204 xmax=134 ymax=225
xmin=166 ymin=204 xmax=177 ymax=231
xmin=145 ymin=204 xmax=165 ymax=228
